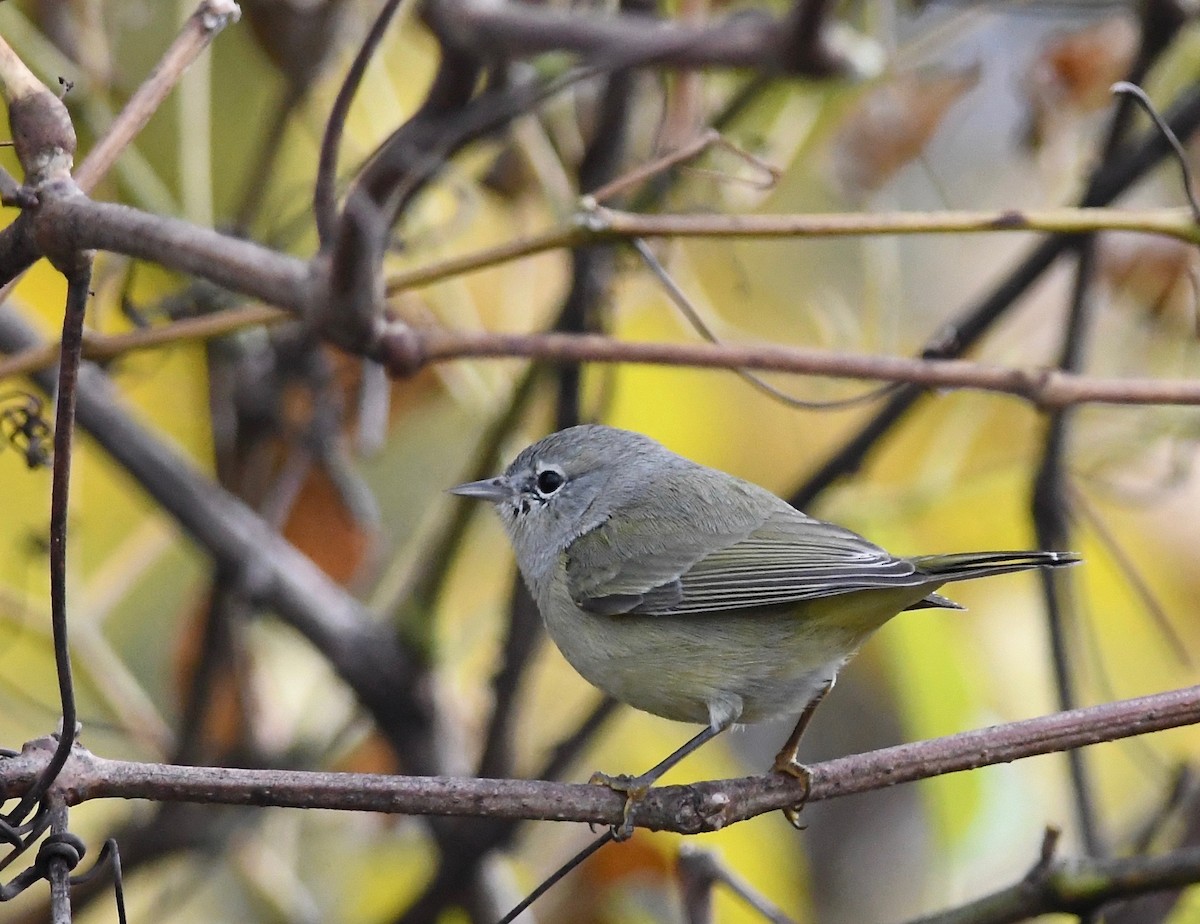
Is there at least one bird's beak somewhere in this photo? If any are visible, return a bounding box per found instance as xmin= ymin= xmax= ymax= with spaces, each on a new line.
xmin=447 ymin=476 xmax=513 ymax=503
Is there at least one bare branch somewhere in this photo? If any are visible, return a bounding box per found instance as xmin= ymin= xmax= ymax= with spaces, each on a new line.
xmin=32 ymin=197 xmax=313 ymax=313
xmin=381 ymin=327 xmax=1200 ymax=409
xmin=677 ymin=845 xmax=796 ymax=924
xmin=0 ymin=684 xmax=1192 ymax=834
xmin=1027 ymin=2 xmax=1190 ymax=857
xmin=583 ymin=204 xmax=1200 ymax=244
xmin=0 ymin=34 xmax=75 ymax=186
xmin=12 ymin=316 xmax=1200 ymax=411
xmin=908 ymin=840 xmax=1200 ymax=924
xmin=313 ymin=0 xmax=414 ymax=244
xmin=13 ymin=178 xmax=1198 ymax=358
xmin=45 ymin=799 xmax=71 ymax=924
xmin=6 ymin=259 xmax=91 ymax=824
xmin=74 ymin=0 xmax=241 ymax=193
xmin=383 ymin=205 xmax=1200 ymax=295
xmin=424 ymin=0 xmax=839 ymax=72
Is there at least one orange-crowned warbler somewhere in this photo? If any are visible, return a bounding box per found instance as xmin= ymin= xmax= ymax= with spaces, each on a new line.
xmin=450 ymin=424 xmax=1077 ymax=833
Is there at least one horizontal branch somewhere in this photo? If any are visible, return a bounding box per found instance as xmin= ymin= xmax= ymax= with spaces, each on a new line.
xmin=37 ymin=197 xmax=314 ymax=312
xmin=382 ymin=328 xmax=1200 ymax=409
xmin=424 ymin=0 xmax=843 ymax=73
xmin=73 ymin=0 xmax=241 ymax=193
xmin=585 ymin=204 xmax=1200 ymax=243
xmin=384 ymin=204 xmax=1200 ymax=293
xmin=6 ymin=309 xmax=1200 ymax=411
xmin=8 ymin=187 xmax=1199 ymax=412
xmin=23 ymin=188 xmax=1196 ymax=318
xmin=2 ymin=684 xmax=1197 ymax=835
xmin=910 ymin=840 xmax=1200 ymax=924
xmin=0 ymin=304 xmax=286 ymax=381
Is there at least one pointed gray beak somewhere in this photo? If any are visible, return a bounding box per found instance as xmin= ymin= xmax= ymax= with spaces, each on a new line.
xmin=448 ymin=476 xmax=513 ymax=503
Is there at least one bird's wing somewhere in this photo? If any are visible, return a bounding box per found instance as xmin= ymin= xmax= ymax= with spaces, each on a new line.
xmin=563 ymin=507 xmax=754 ymax=616
xmin=566 ymin=507 xmax=925 ymax=616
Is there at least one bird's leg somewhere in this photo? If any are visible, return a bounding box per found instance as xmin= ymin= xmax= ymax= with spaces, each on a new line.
xmin=772 ymin=679 xmax=833 ymax=829
xmin=590 ymin=723 xmax=726 ymax=840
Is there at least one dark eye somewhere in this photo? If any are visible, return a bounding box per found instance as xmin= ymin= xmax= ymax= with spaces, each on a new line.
xmin=536 ymin=469 xmax=565 ymax=495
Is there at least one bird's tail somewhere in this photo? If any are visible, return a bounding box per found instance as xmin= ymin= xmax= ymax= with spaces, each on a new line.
xmin=913 ymin=550 xmax=1080 ymax=583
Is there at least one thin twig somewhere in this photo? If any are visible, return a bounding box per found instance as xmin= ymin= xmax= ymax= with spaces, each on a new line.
xmin=592 ymin=129 xmax=718 ymax=203
xmin=906 ymin=840 xmax=1200 ymax=924
xmin=67 ymin=838 xmax=127 ymax=924
xmin=0 ymin=304 xmax=285 ymax=383
xmin=585 ymin=204 xmax=1200 ymax=243
xmin=1068 ymin=483 xmax=1191 ymax=668
xmin=45 ymin=799 xmax=72 ymax=924
xmin=73 ymin=0 xmax=241 ymax=193
xmin=6 ymin=260 xmax=92 ymax=823
xmin=1033 ymin=244 xmax=1100 ymax=854
xmin=1027 ymin=15 xmax=1190 ymax=860
xmin=13 ymin=313 xmax=1200 ymax=411
xmin=313 ymin=0 xmax=414 ymax=245
xmin=496 ymin=831 xmax=614 ymax=924
xmin=381 ymin=204 xmax=1200 ymax=296
xmin=386 ymin=326 xmax=1200 ymax=409
xmin=677 ymin=845 xmax=797 ymax=924
xmin=15 ymin=183 xmax=1200 ymax=324
xmin=1111 ymin=81 xmax=1200 ymax=222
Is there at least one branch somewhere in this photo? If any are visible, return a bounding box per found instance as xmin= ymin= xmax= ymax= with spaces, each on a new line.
xmin=13 ymin=183 xmax=1197 ymax=362
xmin=73 ymin=0 xmax=241 ymax=193
xmin=10 ymin=317 xmax=1200 ymax=411
xmin=583 ymin=204 xmax=1200 ymax=243
xmin=19 ymin=135 xmax=1197 ymax=311
xmin=313 ymin=0 xmax=412 ymax=244
xmin=6 ymin=259 xmax=91 ymax=825
xmin=0 ymin=685 xmax=1194 ymax=834
xmin=382 ymin=328 xmax=1200 ymax=409
xmin=909 ymin=840 xmax=1200 ymax=924
xmin=423 ymin=0 xmax=860 ymax=74
xmin=32 ymin=197 xmax=313 ymax=312
xmin=381 ymin=204 xmax=1200 ymax=294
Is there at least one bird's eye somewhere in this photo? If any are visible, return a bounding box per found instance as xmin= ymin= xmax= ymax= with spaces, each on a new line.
xmin=536 ymin=468 xmax=565 ymax=496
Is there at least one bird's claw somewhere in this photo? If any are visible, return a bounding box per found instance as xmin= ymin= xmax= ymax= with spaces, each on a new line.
xmin=589 ymin=770 xmax=650 ymax=840
xmin=771 ymin=754 xmax=812 ymax=830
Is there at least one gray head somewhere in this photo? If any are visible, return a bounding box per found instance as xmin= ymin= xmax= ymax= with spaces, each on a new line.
xmin=449 ymin=425 xmax=676 ymax=576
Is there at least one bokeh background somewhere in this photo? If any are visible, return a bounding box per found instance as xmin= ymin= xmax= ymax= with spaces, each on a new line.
xmin=2 ymin=0 xmax=1200 ymax=921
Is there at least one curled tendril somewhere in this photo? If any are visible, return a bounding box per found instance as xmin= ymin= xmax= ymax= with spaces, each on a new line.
xmin=0 ymin=391 xmax=52 ymax=469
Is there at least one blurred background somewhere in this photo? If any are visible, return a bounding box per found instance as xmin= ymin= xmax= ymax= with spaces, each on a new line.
xmin=2 ymin=0 xmax=1200 ymax=921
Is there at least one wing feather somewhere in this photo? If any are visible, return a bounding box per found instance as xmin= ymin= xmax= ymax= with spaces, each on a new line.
xmin=567 ymin=505 xmax=926 ymax=616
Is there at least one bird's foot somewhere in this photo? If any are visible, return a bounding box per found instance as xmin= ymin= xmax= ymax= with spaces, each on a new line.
xmin=588 ymin=770 xmax=652 ymax=840
xmin=771 ymin=752 xmax=812 ymax=830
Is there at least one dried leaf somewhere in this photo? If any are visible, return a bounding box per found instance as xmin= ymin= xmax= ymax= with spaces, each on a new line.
xmin=832 ymin=66 xmax=981 ymax=194
xmin=1024 ymin=16 xmax=1138 ymax=149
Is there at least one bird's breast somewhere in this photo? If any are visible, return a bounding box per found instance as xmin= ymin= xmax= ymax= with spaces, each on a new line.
xmin=534 ymin=576 xmax=888 ymax=726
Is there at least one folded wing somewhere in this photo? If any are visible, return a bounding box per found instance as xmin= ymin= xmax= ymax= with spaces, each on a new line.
xmin=567 ymin=507 xmax=926 ymax=617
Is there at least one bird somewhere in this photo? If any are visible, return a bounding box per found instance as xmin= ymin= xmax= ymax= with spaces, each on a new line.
xmin=450 ymin=424 xmax=1078 ymax=834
